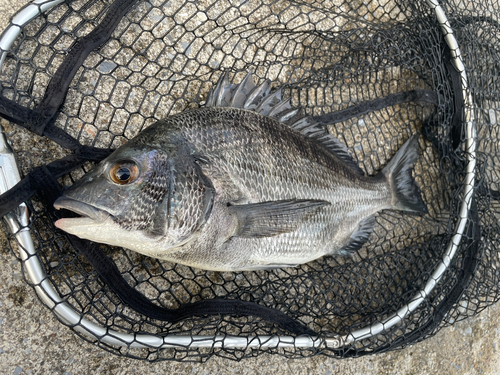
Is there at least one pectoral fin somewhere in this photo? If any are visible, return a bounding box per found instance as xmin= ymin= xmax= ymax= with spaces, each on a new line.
xmin=229 ymin=199 xmax=330 ymax=238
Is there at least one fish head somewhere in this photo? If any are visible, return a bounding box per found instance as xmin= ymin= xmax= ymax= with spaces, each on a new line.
xmin=54 ymin=140 xmax=214 ymax=255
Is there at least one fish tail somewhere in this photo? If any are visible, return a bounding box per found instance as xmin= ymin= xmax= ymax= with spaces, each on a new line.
xmin=381 ymin=134 xmax=427 ymax=213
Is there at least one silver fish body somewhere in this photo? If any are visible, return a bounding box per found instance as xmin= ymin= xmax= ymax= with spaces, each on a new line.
xmin=54 ymin=73 xmax=426 ymax=271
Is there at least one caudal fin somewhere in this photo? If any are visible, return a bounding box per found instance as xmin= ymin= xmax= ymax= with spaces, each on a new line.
xmin=382 ymin=134 xmax=427 ymax=213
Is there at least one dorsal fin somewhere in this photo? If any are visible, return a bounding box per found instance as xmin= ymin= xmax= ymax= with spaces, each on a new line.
xmin=206 ymin=71 xmax=236 ymax=107
xmin=244 ymin=79 xmax=271 ymax=110
xmin=290 ymin=118 xmax=365 ymax=175
xmin=205 ymin=72 xmax=365 ymax=176
xmin=230 ymin=72 xmax=257 ymax=108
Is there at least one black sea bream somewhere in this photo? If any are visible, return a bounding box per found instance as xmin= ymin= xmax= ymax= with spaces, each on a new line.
xmin=54 ymin=72 xmax=426 ymax=271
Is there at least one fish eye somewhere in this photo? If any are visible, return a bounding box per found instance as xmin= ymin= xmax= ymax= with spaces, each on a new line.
xmin=109 ymin=161 xmax=139 ymax=185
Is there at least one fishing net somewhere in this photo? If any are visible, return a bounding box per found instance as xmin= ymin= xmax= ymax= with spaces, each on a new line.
xmin=0 ymin=0 xmax=498 ymax=362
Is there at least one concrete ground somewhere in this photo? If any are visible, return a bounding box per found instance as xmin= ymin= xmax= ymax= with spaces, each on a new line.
xmin=1 ymin=1 xmax=500 ymax=374
xmin=1 ymin=249 xmax=500 ymax=375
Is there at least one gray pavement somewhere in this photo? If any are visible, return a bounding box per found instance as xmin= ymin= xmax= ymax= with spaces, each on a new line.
xmin=1 ymin=1 xmax=500 ymax=374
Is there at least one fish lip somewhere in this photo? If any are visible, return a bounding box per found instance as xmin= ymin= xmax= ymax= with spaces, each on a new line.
xmin=54 ymin=196 xmax=110 ymax=223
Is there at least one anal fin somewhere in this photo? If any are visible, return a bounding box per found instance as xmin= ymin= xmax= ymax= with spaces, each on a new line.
xmin=338 ymin=215 xmax=376 ymax=256
xmin=229 ymin=199 xmax=330 ymax=238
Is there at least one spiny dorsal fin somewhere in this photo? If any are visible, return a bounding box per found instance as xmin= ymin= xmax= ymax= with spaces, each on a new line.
xmin=205 ymin=72 xmax=290 ymax=119
xmin=244 ymin=79 xmax=271 ymax=110
xmin=206 ymin=72 xmax=364 ymax=176
xmin=313 ymin=134 xmax=365 ymax=176
xmin=206 ymin=71 xmax=236 ymax=107
xmin=230 ymin=72 xmax=257 ymax=108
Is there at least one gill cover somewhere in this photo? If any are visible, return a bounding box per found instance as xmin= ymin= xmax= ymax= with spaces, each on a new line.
xmin=58 ymin=141 xmax=214 ymax=248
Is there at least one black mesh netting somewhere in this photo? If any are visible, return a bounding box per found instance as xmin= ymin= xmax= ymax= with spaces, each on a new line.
xmin=0 ymin=0 xmax=499 ymax=362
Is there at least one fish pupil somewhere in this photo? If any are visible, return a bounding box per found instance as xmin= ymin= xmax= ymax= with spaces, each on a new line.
xmin=116 ymin=167 xmax=131 ymax=181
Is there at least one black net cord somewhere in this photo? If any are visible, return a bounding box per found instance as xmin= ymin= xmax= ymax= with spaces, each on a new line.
xmin=0 ymin=94 xmax=80 ymax=151
xmin=423 ymin=39 xmax=464 ymax=151
xmin=67 ymin=234 xmax=317 ymax=335
xmin=65 ymin=235 xmax=317 ymax=336
xmin=479 ymin=185 xmax=500 ymax=200
xmin=0 ymin=0 xmax=476 ymax=348
xmin=336 ymin=197 xmax=481 ymax=357
xmin=36 ymin=166 xmax=316 ymax=336
xmin=0 ymin=0 xmax=142 ymax=150
xmin=0 ymin=0 xmax=142 ymax=213
xmin=29 ymin=0 xmax=142 ymax=134
xmin=0 ymin=146 xmax=113 ymax=218
xmin=312 ymin=89 xmax=440 ymax=126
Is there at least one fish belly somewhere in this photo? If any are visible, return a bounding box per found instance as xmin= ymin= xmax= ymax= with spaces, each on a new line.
xmin=156 ymin=173 xmax=391 ymax=271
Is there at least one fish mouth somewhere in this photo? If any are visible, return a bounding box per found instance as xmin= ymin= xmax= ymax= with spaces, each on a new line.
xmin=54 ymin=196 xmax=111 ymax=229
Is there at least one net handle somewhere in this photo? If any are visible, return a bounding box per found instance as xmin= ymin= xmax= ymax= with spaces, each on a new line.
xmin=0 ymin=0 xmax=477 ymax=351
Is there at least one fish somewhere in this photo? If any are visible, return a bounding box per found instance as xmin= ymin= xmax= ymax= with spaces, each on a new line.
xmin=53 ymin=72 xmax=427 ymax=271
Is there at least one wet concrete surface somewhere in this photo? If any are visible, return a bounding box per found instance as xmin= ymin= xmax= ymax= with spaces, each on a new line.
xmin=1 ymin=1 xmax=500 ymax=374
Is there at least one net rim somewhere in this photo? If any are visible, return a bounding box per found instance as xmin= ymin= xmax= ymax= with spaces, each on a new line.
xmin=0 ymin=0 xmax=477 ymax=352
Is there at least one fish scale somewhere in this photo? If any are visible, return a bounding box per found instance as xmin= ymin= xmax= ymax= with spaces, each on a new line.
xmin=54 ymin=72 xmax=426 ymax=271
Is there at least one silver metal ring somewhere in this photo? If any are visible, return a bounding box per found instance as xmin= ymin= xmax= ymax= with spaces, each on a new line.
xmin=0 ymin=0 xmax=476 ymax=351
